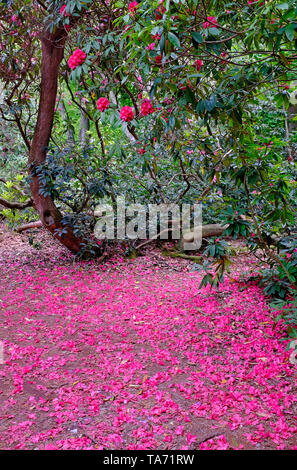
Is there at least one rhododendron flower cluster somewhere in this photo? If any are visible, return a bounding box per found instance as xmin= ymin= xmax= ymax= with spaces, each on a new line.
xmin=68 ymin=49 xmax=86 ymax=70
xmin=155 ymin=5 xmax=166 ymax=20
xmin=163 ymin=97 xmax=174 ymax=105
xmin=203 ymin=16 xmax=218 ymax=28
xmin=220 ymin=51 xmax=228 ymax=64
xmin=195 ymin=59 xmax=203 ymax=71
xmin=120 ymin=106 xmax=134 ymax=122
xmin=140 ymin=99 xmax=155 ymax=117
xmin=152 ymin=33 xmax=161 ymax=41
xmin=128 ymin=1 xmax=138 ymax=14
xmin=96 ymin=97 xmax=110 ymax=112
xmin=60 ymin=5 xmax=70 ymax=17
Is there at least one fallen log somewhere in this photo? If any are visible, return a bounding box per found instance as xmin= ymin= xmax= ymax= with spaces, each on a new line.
xmin=182 ymin=224 xmax=228 ymax=243
xmin=135 ymin=224 xmax=228 ymax=251
xmin=17 ymin=221 xmax=43 ymax=233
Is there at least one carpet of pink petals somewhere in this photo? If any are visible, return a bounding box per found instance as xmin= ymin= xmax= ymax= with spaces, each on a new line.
xmin=1 ymin=252 xmax=297 ymax=450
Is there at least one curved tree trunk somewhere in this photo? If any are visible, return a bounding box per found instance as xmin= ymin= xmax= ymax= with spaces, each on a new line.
xmin=28 ymin=24 xmax=84 ymax=253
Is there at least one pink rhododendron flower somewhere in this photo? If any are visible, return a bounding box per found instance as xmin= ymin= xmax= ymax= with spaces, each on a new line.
xmin=152 ymin=33 xmax=161 ymax=41
xmin=60 ymin=5 xmax=70 ymax=17
xmin=128 ymin=2 xmax=138 ymax=14
xmin=155 ymin=5 xmax=166 ymax=20
xmin=68 ymin=49 xmax=87 ymax=70
xmin=195 ymin=59 xmax=203 ymax=71
xmin=97 ymin=97 xmax=110 ymax=112
xmin=136 ymin=74 xmax=143 ymax=84
xmin=155 ymin=55 xmax=163 ymax=64
xmin=203 ymin=16 xmax=218 ymax=28
xmin=120 ymin=106 xmax=134 ymax=122
xmin=187 ymin=433 xmax=197 ymax=445
xmin=175 ymin=425 xmax=184 ymax=435
xmin=140 ymin=99 xmax=155 ymax=117
xmin=220 ymin=51 xmax=228 ymax=64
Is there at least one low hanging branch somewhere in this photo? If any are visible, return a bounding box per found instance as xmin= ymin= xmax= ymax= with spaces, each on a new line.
xmin=0 ymin=197 xmax=33 ymax=209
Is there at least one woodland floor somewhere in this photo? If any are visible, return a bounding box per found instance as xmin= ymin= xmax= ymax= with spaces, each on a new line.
xmin=0 ymin=221 xmax=297 ymax=450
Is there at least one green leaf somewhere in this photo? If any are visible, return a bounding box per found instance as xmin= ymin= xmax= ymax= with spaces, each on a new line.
xmin=168 ymin=31 xmax=180 ymax=48
xmin=204 ymin=94 xmax=217 ymax=112
xmin=276 ymin=3 xmax=289 ymax=9
xmin=185 ymin=86 xmax=196 ymax=105
xmin=285 ymin=24 xmax=295 ymax=41
xmin=160 ymin=34 xmax=165 ymax=53
xmin=208 ymin=27 xmax=220 ymax=36
xmin=191 ymin=31 xmax=204 ymax=44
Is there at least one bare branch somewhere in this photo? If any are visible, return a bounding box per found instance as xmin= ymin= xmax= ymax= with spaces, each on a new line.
xmin=0 ymin=197 xmax=33 ymax=209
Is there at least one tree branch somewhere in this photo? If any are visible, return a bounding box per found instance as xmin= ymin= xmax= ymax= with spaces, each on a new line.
xmin=0 ymin=197 xmax=33 ymax=209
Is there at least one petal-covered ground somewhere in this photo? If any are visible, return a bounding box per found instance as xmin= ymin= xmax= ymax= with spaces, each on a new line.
xmin=0 ymin=226 xmax=297 ymax=450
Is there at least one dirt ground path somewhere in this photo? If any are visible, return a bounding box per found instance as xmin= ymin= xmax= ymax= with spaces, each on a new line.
xmin=0 ymin=222 xmax=297 ymax=450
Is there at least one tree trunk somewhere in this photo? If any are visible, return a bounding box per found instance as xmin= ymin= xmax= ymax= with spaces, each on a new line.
xmin=79 ymin=108 xmax=90 ymax=147
xmin=28 ymin=25 xmax=84 ymax=253
xmin=288 ymin=103 xmax=297 ymax=133
xmin=59 ymin=99 xmax=75 ymax=145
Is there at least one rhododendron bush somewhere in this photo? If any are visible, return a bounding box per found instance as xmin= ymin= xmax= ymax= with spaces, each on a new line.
xmin=0 ymin=2 xmax=297 ymax=284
